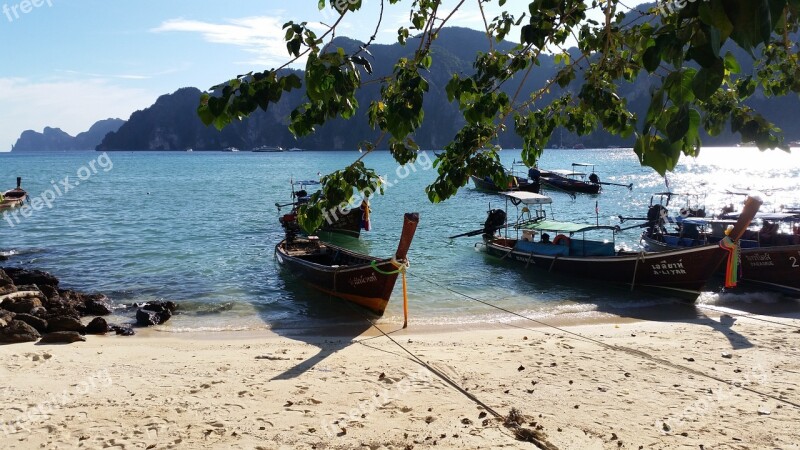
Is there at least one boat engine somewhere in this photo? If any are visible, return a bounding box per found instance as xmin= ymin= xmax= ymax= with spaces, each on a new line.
xmin=646 ymin=204 xmax=668 ymax=234
xmin=280 ymin=213 xmax=301 ymax=243
xmin=483 ymin=209 xmax=507 ymax=238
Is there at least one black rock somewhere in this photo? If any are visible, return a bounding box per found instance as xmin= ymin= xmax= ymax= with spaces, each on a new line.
xmin=29 ymin=306 xmax=47 ymax=317
xmin=39 ymin=284 xmax=60 ymax=302
xmin=110 ymin=325 xmax=135 ymax=336
xmin=0 ymin=295 xmax=43 ymax=314
xmin=85 ymin=317 xmax=110 ymax=335
xmin=0 ymin=320 xmax=41 ymax=344
xmin=0 ymin=308 xmax=16 ymax=323
xmin=14 ymin=313 xmax=48 ymax=333
xmin=44 ymin=307 xmax=80 ymax=320
xmin=83 ymin=295 xmax=113 ymax=316
xmin=47 ymin=316 xmax=85 ymax=333
xmin=139 ymin=301 xmax=177 ymax=314
xmin=136 ymin=307 xmax=172 ymax=326
xmin=56 ymin=289 xmax=86 ymax=310
xmin=0 ymin=269 xmax=15 ymax=295
xmin=2 ymin=268 xmax=59 ymax=290
xmin=39 ymin=331 xmax=86 ymax=344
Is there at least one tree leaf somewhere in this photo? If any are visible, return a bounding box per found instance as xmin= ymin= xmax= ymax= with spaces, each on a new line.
xmin=666 ymin=104 xmax=690 ymax=143
xmin=692 ymin=58 xmax=725 ymax=101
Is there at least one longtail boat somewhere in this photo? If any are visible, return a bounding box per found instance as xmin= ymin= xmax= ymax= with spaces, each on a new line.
xmin=642 ymin=211 xmax=800 ymax=296
xmin=470 ymin=174 xmax=540 ymax=193
xmin=275 ymin=212 xmax=419 ymax=315
xmin=276 ymin=179 xmax=370 ymax=238
xmin=0 ymin=178 xmax=28 ymax=212
xmin=478 ymin=192 xmax=762 ymax=301
xmin=529 ymin=167 xmax=601 ymax=195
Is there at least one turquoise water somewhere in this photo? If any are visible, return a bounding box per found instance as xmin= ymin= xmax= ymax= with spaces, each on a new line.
xmin=1 ymin=148 xmax=799 ymax=331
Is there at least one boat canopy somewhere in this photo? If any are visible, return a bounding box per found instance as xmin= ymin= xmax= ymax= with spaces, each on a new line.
xmin=500 ymin=191 xmax=553 ymax=205
xmin=550 ymin=170 xmax=584 ymax=177
xmin=521 ymin=219 xmax=617 ymax=233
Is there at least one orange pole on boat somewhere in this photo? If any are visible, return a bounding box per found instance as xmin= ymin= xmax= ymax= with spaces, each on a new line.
xmin=402 ymin=272 xmax=409 ymax=329
xmin=394 ymin=213 xmax=418 ymax=329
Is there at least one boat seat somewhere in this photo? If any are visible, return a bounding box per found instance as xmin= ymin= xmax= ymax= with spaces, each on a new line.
xmin=514 ymin=240 xmax=569 ymax=256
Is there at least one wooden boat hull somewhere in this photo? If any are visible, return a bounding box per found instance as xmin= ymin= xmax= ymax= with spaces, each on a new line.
xmin=484 ymin=239 xmax=726 ymax=300
xmin=539 ymin=175 xmax=600 ymax=194
xmin=470 ymin=175 xmax=539 ymax=193
xmin=737 ymin=246 xmax=800 ymax=295
xmin=1 ymin=188 xmax=27 ymax=211
xmin=320 ymin=206 xmax=362 ymax=238
xmin=275 ymin=212 xmax=419 ymax=316
xmin=275 ymin=241 xmax=401 ymax=315
xmin=643 ymin=233 xmax=800 ymax=295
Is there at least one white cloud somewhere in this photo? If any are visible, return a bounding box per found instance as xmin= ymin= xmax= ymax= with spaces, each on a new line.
xmin=0 ymin=78 xmax=157 ymax=152
xmin=152 ymin=16 xmax=298 ymax=68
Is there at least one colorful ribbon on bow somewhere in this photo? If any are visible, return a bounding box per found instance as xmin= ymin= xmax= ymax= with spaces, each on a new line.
xmin=718 ymin=236 xmax=740 ymax=288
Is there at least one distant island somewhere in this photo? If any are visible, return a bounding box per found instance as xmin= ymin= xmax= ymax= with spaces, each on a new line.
xmin=11 ymin=119 xmax=125 ymax=152
xmin=10 ymin=25 xmax=800 ymax=153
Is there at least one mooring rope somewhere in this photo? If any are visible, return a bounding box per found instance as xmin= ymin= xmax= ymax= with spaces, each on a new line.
xmin=338 ymin=299 xmax=531 ymax=443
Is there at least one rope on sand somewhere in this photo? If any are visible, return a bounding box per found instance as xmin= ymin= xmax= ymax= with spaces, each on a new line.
xmin=342 ymin=299 xmax=558 ymax=449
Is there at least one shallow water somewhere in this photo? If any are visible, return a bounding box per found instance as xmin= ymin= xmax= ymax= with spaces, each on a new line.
xmin=1 ymin=147 xmax=798 ymax=331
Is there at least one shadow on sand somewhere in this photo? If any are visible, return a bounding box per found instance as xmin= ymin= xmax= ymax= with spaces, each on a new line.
xmin=260 ymin=273 xmax=405 ymax=381
xmin=597 ymin=288 xmax=800 ymax=350
xmin=482 ymin=252 xmax=800 ymax=350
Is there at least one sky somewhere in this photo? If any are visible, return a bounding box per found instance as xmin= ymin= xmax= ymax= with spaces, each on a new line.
xmin=0 ymin=0 xmax=650 ymax=151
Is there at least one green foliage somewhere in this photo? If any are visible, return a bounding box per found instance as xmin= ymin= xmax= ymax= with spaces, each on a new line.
xmin=296 ymin=161 xmax=383 ymax=233
xmin=199 ymin=0 xmax=800 ymax=209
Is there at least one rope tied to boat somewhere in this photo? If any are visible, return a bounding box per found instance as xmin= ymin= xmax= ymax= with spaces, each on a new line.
xmin=369 ymin=257 xmax=409 ymax=275
xmin=718 ymin=235 xmax=741 ymax=288
xmin=370 ymin=258 xmax=411 ymax=328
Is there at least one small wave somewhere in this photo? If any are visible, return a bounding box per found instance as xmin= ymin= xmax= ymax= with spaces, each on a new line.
xmin=153 ymin=325 xmax=268 ymax=333
xmin=0 ymin=248 xmax=47 ymax=258
xmin=699 ymin=290 xmax=786 ymax=306
xmin=171 ymin=301 xmax=238 ymax=316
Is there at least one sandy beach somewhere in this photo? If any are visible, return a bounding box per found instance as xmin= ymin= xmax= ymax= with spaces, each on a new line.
xmin=1 ymin=304 xmax=799 ymax=450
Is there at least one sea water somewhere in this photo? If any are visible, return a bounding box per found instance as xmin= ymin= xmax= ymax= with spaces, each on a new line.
xmin=1 ymin=147 xmax=798 ymax=332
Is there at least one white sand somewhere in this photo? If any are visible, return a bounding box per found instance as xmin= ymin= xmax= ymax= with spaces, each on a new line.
xmin=1 ymin=308 xmax=799 ymax=449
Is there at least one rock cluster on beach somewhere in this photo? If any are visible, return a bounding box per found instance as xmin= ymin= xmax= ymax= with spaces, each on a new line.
xmin=0 ymin=267 xmax=176 ymax=345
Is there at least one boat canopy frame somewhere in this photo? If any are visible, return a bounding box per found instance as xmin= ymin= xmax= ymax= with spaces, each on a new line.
xmin=521 ymin=219 xmax=618 ymax=234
